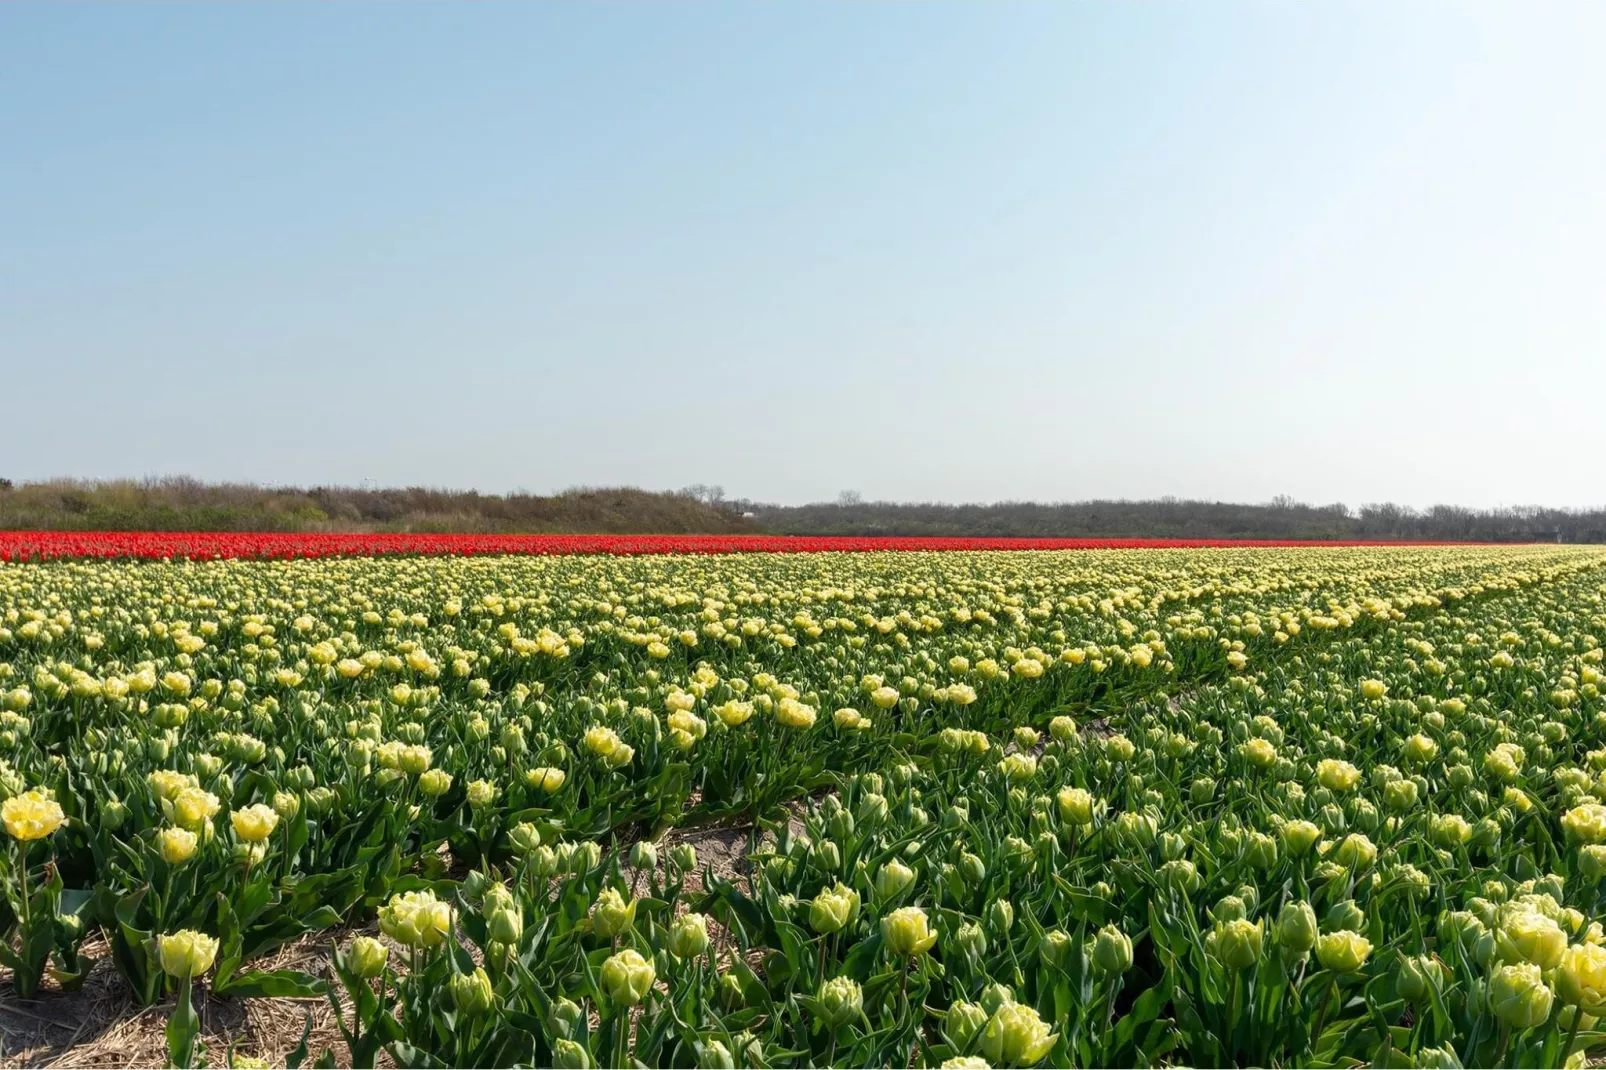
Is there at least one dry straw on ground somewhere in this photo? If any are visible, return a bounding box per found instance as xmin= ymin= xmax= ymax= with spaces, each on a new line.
xmin=0 ymin=820 xmax=762 ymax=1069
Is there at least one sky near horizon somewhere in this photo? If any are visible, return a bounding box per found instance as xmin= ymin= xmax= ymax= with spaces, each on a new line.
xmin=4 ymin=3 xmax=1605 ymax=508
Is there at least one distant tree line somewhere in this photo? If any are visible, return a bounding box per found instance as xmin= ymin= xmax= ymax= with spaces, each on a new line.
xmin=734 ymin=496 xmax=1606 ymax=543
xmin=0 ymin=478 xmax=760 ymax=535
xmin=3 ymin=478 xmax=1602 ymax=542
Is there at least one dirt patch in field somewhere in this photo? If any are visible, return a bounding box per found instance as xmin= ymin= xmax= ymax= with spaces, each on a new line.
xmin=0 ymin=931 xmax=354 ymax=1070
xmin=661 ymin=821 xmax=754 ymax=895
xmin=0 ymin=808 xmax=822 ymax=1069
xmin=0 ymin=824 xmax=765 ymax=1069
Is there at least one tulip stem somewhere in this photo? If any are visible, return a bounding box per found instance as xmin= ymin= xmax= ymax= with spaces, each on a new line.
xmin=1563 ymin=1013 xmax=1582 ymax=1068
xmin=1493 ymin=1023 xmax=1511 ymax=1066
xmin=1225 ymin=970 xmax=1241 ymax=1061
xmin=15 ymin=841 xmax=30 ymax=933
xmin=1309 ymin=976 xmax=1338 ymax=1051
xmin=614 ymin=1010 xmax=631 ymax=1070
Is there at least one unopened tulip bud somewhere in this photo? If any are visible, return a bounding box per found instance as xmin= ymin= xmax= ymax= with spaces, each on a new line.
xmin=450 ymin=967 xmax=495 ymax=1016
xmin=815 ymin=976 xmax=863 ymax=1028
xmin=1275 ymin=901 xmax=1318 ymax=953
xmin=630 ymin=841 xmax=658 ymax=871
xmin=666 ymin=912 xmax=710 ymax=959
xmin=547 ymin=997 xmax=584 ymax=1038
xmin=1093 ymin=924 xmax=1133 ymax=973
xmin=875 ymin=859 xmax=915 ymax=903
xmin=1316 ymin=930 xmax=1373 ymax=974
xmin=553 ymin=1039 xmax=591 ymax=1070
xmin=987 ymin=898 xmax=1015 ymax=935
xmin=600 ymin=948 xmax=655 ymax=1006
xmin=946 ymin=1000 xmax=988 ymax=1049
xmin=699 ymin=1040 xmax=735 ymax=1069
xmin=1040 ymin=929 xmax=1074 ymax=970
xmin=590 ymin=889 xmax=637 ymax=940
xmin=347 ymin=935 xmax=389 ymax=980
xmin=882 ymin=906 xmax=938 ymax=956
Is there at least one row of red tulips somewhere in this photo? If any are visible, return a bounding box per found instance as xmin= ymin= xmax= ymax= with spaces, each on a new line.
xmin=0 ymin=530 xmax=1468 ymax=560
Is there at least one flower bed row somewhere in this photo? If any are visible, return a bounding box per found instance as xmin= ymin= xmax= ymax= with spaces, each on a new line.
xmin=0 ymin=531 xmax=1468 ymax=561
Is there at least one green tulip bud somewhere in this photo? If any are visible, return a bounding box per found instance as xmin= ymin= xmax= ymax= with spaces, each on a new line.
xmin=271 ymin=791 xmax=300 ymax=820
xmin=1092 ymin=924 xmax=1133 ymax=973
xmin=461 ymin=869 xmax=495 ymax=904
xmin=980 ymin=982 xmax=1014 ymax=1016
xmin=815 ymin=840 xmax=842 ymax=873
xmin=347 ymin=935 xmax=389 ymax=980
xmin=875 ymin=859 xmax=916 ymax=903
xmin=945 ymin=1000 xmax=989 ymax=1049
xmin=1315 ymin=930 xmax=1373 ymax=974
xmin=1414 ymin=1043 xmax=1463 ymax=1069
xmin=100 ymin=799 xmax=130 ymax=831
xmin=809 ymin=883 xmax=859 ymax=935
xmin=987 ymin=899 xmax=1015 ymax=935
xmin=450 ymin=967 xmax=495 ymax=1016
xmin=548 ymin=997 xmax=584 ymax=1039
xmin=1158 ymin=858 xmax=1199 ymax=893
xmin=1041 ymin=929 xmax=1075 ymax=970
xmin=507 ymin=822 xmax=542 ymax=856
xmin=590 ymin=888 xmax=637 ymax=940
xmin=717 ymin=971 xmax=746 ymax=1011
xmin=553 ymin=1038 xmax=591 ymax=1070
xmin=882 ymin=906 xmax=938 ymax=957
xmin=1274 ymin=901 xmax=1318 ymax=954
xmin=1383 ymin=779 xmax=1419 ymax=812
xmin=1397 ymin=954 xmax=1447 ymax=1003
xmin=1323 ymin=900 xmax=1365 ymax=934
xmin=1280 ymin=819 xmax=1320 ymax=857
xmin=816 ymin=975 xmax=863 ymax=1028
xmin=1210 ymin=918 xmax=1263 ymax=971
xmin=670 ymin=843 xmax=698 ymax=873
xmin=732 ymin=1032 xmax=763 ymax=1067
xmin=1211 ymin=895 xmax=1247 ymax=924
xmin=666 ymin=912 xmax=710 ymax=959
xmin=630 ymin=841 xmax=658 ymax=872
xmin=487 ymin=899 xmax=524 ymax=945
xmin=574 ymin=835 xmax=603 ymax=873
xmin=698 ymin=1040 xmax=735 ymax=1070
xmin=954 ymin=921 xmax=987 ymax=959
xmin=1243 ymin=830 xmax=1277 ymax=869
xmin=599 ymin=948 xmax=655 ymax=1006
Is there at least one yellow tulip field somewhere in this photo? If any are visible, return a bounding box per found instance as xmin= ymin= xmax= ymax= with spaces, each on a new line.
xmin=5 ymin=545 xmax=1606 ymax=1067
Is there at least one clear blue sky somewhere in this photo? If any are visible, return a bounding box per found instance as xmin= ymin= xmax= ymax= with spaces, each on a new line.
xmin=4 ymin=3 xmax=1604 ymax=507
